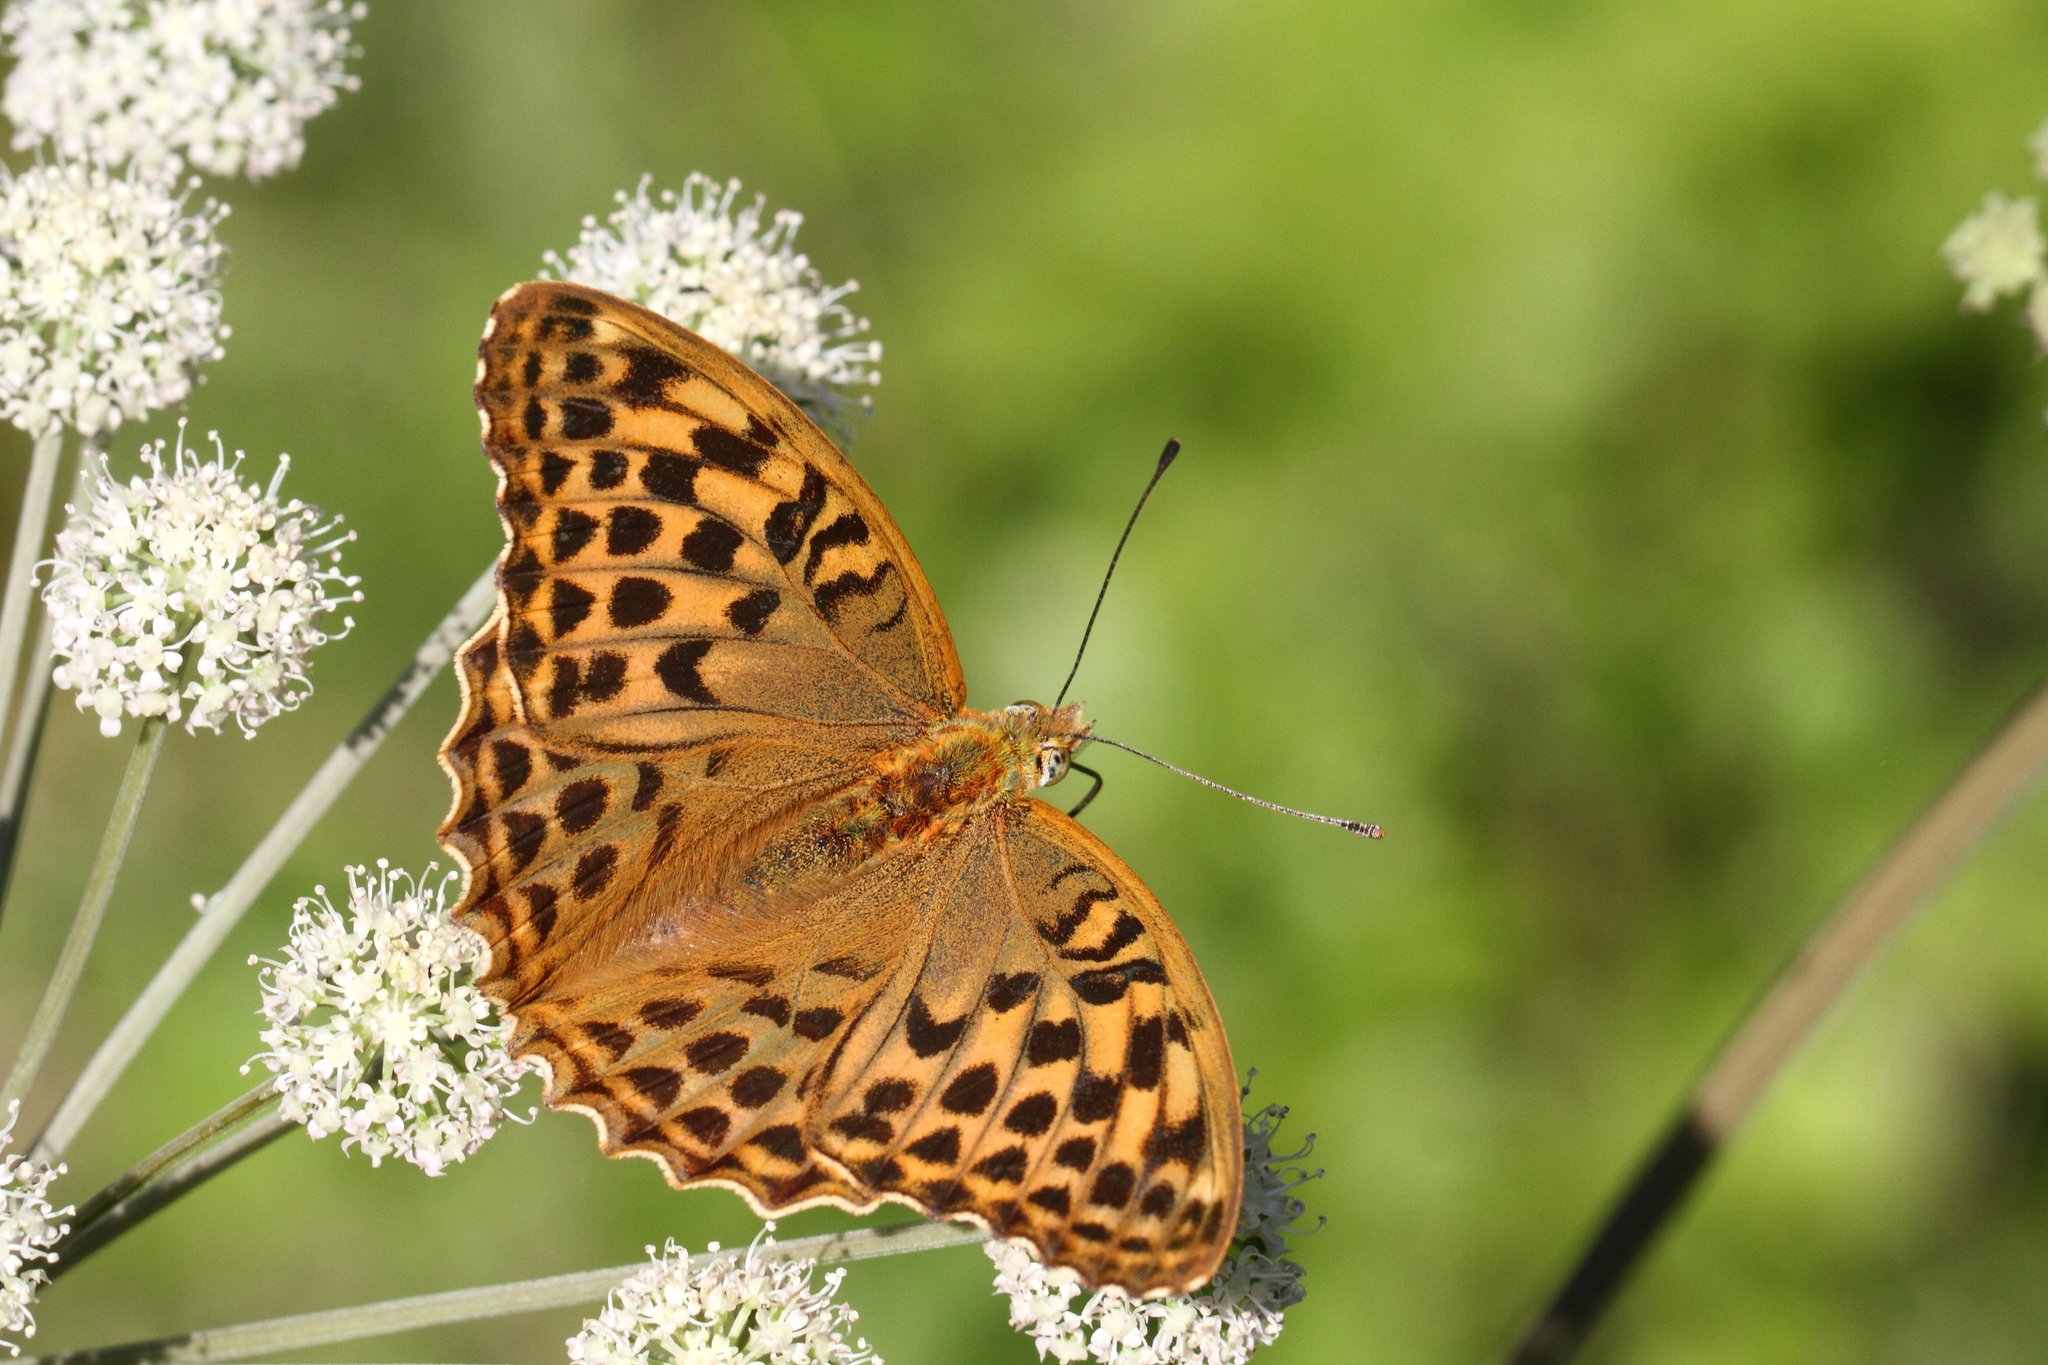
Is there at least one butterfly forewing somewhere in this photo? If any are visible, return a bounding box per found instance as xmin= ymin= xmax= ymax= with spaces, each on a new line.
xmin=439 ymin=282 xmax=1242 ymax=1300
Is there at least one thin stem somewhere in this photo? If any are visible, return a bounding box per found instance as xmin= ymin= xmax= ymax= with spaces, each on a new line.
xmin=25 ymin=1221 xmax=988 ymax=1365
xmin=59 ymin=1082 xmax=276 ymax=1248
xmin=0 ymin=427 xmax=67 ymax=782
xmin=48 ymin=1103 xmax=293 ymax=1279
xmin=0 ymin=452 xmax=96 ymax=924
xmin=0 ymin=714 xmax=167 ymax=1118
xmin=1503 ymin=677 xmax=2048 ymax=1365
xmin=0 ymin=607 xmax=55 ymax=921
xmin=31 ymin=566 xmax=499 ymax=1163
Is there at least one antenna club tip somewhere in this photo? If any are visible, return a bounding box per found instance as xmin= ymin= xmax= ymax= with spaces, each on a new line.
xmin=1345 ymin=821 xmax=1385 ymax=839
xmin=1157 ymin=438 xmax=1180 ymax=471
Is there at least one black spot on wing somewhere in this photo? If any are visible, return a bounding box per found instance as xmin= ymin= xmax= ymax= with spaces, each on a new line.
xmin=564 ymin=350 xmax=602 ymax=384
xmin=552 ymin=508 xmax=598 ymax=563
xmin=559 ymin=397 xmax=613 ymax=440
xmin=655 ymin=640 xmax=716 ymax=703
xmin=1027 ymin=1018 xmax=1081 ymax=1066
xmin=988 ymin=972 xmax=1040 ymax=1013
xmin=764 ymin=465 xmax=828 ymax=564
xmin=813 ymin=562 xmax=894 ymax=622
xmin=1071 ymin=959 xmax=1168 ymax=1006
xmin=693 ymin=425 xmax=772 ymax=477
xmin=1059 ymin=911 xmax=1146 ymax=963
xmin=641 ymin=452 xmax=700 ymax=505
xmin=610 ymin=577 xmax=672 ymax=630
xmin=548 ymin=579 xmax=594 ymax=638
xmin=725 ymin=588 xmax=780 ymax=636
xmin=905 ymin=995 xmax=968 ymax=1058
xmin=681 ymin=519 xmax=744 ymax=573
xmin=582 ymin=651 xmax=627 ymax=703
xmin=590 ymin=449 xmax=628 ymax=489
xmin=615 ymin=344 xmax=690 ymax=406
xmin=606 ymin=505 xmax=663 ymax=557
xmin=1005 ymin=1092 xmax=1058 ymax=1136
xmin=632 ymin=762 xmax=664 ymax=811
xmin=539 ymin=451 xmax=574 ymax=496
xmin=1043 ymin=887 xmax=1118 ymax=947
xmin=802 ymin=512 xmax=870 ymax=585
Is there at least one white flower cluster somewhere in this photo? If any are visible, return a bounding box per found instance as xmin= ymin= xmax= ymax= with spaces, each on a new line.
xmin=42 ymin=426 xmax=358 ymax=737
xmin=3 ymin=0 xmax=367 ymax=181
xmin=0 ymin=1102 xmax=70 ymax=1359
xmin=244 ymin=862 xmax=533 ymax=1177
xmin=1939 ymin=116 xmax=2048 ymax=348
xmin=0 ymin=160 xmax=227 ymax=436
xmin=543 ymin=173 xmax=882 ymax=423
xmin=568 ymin=1233 xmax=879 ymax=1365
xmin=986 ymin=1090 xmax=1322 ymax=1365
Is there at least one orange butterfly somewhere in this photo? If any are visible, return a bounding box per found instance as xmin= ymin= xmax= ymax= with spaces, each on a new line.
xmin=437 ymin=282 xmax=1241 ymax=1297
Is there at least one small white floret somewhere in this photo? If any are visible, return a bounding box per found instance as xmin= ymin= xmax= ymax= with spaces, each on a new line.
xmin=0 ymin=1100 xmax=72 ymax=1358
xmin=0 ymin=161 xmax=227 ymax=437
xmin=2 ymin=0 xmax=367 ymax=181
xmin=568 ymin=1230 xmax=880 ymax=1365
xmin=542 ymin=172 xmax=882 ymax=429
xmin=985 ymin=1081 xmax=1319 ymax=1364
xmin=245 ymin=861 xmax=536 ymax=1176
xmin=1943 ymin=191 xmax=2046 ymax=312
xmin=40 ymin=422 xmax=360 ymax=738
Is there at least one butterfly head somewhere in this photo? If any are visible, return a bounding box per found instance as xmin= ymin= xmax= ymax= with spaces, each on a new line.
xmin=1002 ymin=700 xmax=1092 ymax=788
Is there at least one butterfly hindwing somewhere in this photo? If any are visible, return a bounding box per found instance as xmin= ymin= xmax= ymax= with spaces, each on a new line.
xmin=804 ymin=802 xmax=1243 ymax=1298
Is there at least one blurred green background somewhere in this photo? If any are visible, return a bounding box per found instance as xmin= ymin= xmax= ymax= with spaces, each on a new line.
xmin=6 ymin=1 xmax=2048 ymax=1360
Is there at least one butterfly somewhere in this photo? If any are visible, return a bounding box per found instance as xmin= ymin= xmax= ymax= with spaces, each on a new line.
xmin=436 ymin=282 xmax=1242 ymax=1297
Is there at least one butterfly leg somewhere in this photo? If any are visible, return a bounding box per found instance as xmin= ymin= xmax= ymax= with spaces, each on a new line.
xmin=1066 ymin=762 xmax=1104 ymax=818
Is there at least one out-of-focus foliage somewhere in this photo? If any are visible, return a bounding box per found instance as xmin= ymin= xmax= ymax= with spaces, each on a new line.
xmin=4 ymin=2 xmax=2048 ymax=1361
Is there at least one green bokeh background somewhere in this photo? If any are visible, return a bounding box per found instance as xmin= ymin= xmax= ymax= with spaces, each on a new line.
xmin=6 ymin=2 xmax=2048 ymax=1360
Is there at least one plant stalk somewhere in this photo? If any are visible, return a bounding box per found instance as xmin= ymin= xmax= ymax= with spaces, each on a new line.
xmin=0 ymin=427 xmax=67 ymax=777
xmin=50 ymin=1101 xmax=293 ymax=1278
xmin=0 ymin=452 xmax=97 ymax=923
xmin=0 ymin=714 xmax=167 ymax=1118
xmin=1503 ymin=678 xmax=2048 ymax=1365
xmin=25 ymin=1221 xmax=987 ymax=1364
xmin=56 ymin=1082 xmax=278 ymax=1254
xmin=31 ymin=567 xmax=498 ymax=1163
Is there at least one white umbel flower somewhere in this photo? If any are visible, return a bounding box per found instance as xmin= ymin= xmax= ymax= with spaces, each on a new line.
xmin=543 ymin=173 xmax=882 ymax=424
xmin=1943 ymin=191 xmax=2046 ymax=313
xmin=244 ymin=862 xmax=535 ymax=1177
xmin=568 ymin=1232 xmax=880 ymax=1365
xmin=0 ymin=1101 xmax=71 ymax=1359
xmin=0 ymin=160 xmax=227 ymax=436
xmin=3 ymin=0 xmax=366 ymax=181
xmin=41 ymin=424 xmax=359 ymax=737
xmin=986 ymin=1087 xmax=1321 ymax=1365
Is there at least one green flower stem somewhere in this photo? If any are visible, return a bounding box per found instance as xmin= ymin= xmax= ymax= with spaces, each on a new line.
xmin=0 ymin=608 xmax=56 ymax=904
xmin=52 ymin=1081 xmax=279 ymax=1266
xmin=0 ymin=453 xmax=96 ymax=922
xmin=0 ymin=427 xmax=67 ymax=754
xmin=1504 ymin=677 xmax=2048 ymax=1365
xmin=31 ymin=566 xmax=499 ymax=1164
xmin=50 ymin=1100 xmax=293 ymax=1278
xmin=0 ymin=427 xmax=69 ymax=930
xmin=0 ymin=714 xmax=167 ymax=1119
xmin=25 ymin=1221 xmax=989 ymax=1365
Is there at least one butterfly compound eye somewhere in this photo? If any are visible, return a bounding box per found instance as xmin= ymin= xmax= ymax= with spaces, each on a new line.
xmin=1036 ymin=745 xmax=1069 ymax=787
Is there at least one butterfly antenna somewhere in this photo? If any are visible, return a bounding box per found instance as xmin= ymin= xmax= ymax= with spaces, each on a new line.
xmin=1054 ymin=438 xmax=1180 ymax=709
xmin=1085 ymin=736 xmax=1384 ymax=839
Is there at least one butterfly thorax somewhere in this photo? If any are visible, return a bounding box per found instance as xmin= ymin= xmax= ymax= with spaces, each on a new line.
xmin=803 ymin=701 xmax=1091 ymax=858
